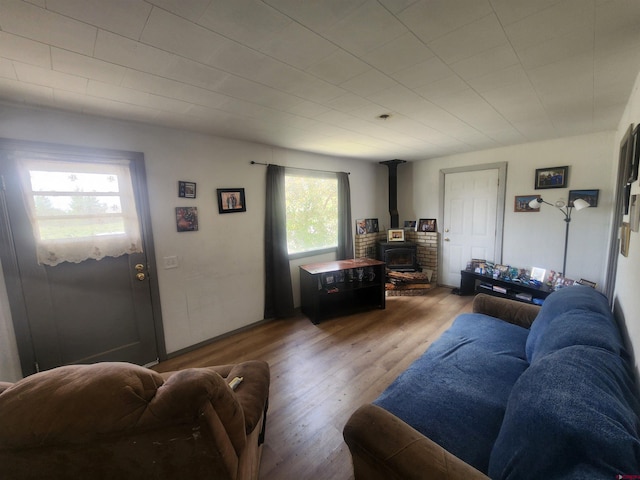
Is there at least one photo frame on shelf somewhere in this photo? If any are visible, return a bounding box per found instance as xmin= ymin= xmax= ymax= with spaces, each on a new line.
xmin=568 ymin=189 xmax=599 ymax=207
xmin=631 ymin=195 xmax=640 ymax=232
xmin=535 ymin=166 xmax=568 ymax=189
xmin=417 ymin=218 xmax=437 ymax=232
xmin=365 ymin=218 xmax=379 ymax=233
xmin=620 ymin=125 xmax=633 ymax=214
xmin=217 ymin=188 xmax=246 ymax=214
xmin=630 ymin=124 xmax=640 ymax=183
xmin=178 ymin=181 xmax=196 ymax=198
xmin=514 ymin=195 xmax=540 ymax=212
xmin=356 ymin=219 xmax=367 ymax=235
xmin=176 ymin=206 xmax=198 ymax=232
xmin=388 ymin=229 xmax=405 ymax=242
xmin=404 ymin=220 xmax=416 ymax=229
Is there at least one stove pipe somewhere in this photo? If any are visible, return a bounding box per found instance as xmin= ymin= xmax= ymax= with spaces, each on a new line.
xmin=380 ymin=159 xmax=407 ymax=228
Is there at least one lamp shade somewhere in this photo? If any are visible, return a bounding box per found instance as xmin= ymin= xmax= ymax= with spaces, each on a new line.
xmin=529 ymin=198 xmax=542 ymax=209
xmin=573 ymin=198 xmax=590 ymax=211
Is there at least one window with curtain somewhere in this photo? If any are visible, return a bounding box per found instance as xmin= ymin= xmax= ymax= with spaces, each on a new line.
xmin=285 ymin=171 xmax=338 ymax=256
xmin=17 ymin=157 xmax=143 ymax=266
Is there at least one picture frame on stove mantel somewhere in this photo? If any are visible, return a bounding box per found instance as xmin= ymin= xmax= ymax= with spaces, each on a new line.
xmin=388 ymin=229 xmax=405 ymax=242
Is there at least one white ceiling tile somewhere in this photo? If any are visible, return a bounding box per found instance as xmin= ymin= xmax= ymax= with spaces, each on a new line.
xmin=414 ymin=75 xmax=469 ymax=102
xmin=324 ymin=93 xmax=374 ymax=113
xmin=256 ymin=22 xmax=338 ymax=70
xmin=0 ymin=59 xmax=17 ymax=80
xmin=515 ymin=27 xmax=593 ymax=70
xmin=0 ymin=0 xmax=96 ymax=55
xmin=339 ymin=69 xmax=397 ymax=97
xmin=378 ymin=0 xmax=421 ymax=15
xmin=0 ymin=32 xmax=51 ymax=67
xmin=263 ymin=0 xmax=367 ymax=33
xmin=362 ymin=33 xmax=434 ymax=74
xmin=140 ymin=8 xmax=231 ymax=65
xmin=52 ymin=48 xmax=127 ymax=85
xmin=392 ymin=56 xmax=455 ymax=89
xmin=14 ymin=62 xmax=87 ymax=93
xmin=87 ymin=80 xmax=149 ymax=106
xmin=490 ymin=0 xmax=564 ymax=26
xmin=206 ymin=41 xmax=272 ymax=79
xmin=45 ymin=0 xmax=151 ymax=39
xmin=198 ymin=0 xmax=291 ymax=48
xmin=399 ymin=0 xmax=493 ymax=43
xmin=145 ymin=0 xmax=211 ymax=22
xmin=428 ymin=14 xmax=509 ymax=65
xmin=282 ymin=101 xmax=332 ymax=118
xmin=450 ymin=44 xmax=519 ymax=81
xmin=466 ymin=65 xmax=530 ymax=94
xmin=323 ymin=1 xmax=408 ymax=55
xmin=0 ymin=77 xmax=53 ymax=104
xmin=214 ymin=75 xmax=304 ymax=110
xmin=305 ymin=50 xmax=371 ymax=85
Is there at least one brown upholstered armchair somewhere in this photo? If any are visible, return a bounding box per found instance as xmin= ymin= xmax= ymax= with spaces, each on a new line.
xmin=0 ymin=361 xmax=270 ymax=480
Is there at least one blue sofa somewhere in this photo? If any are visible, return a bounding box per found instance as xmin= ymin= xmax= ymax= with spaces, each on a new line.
xmin=344 ymin=287 xmax=640 ymax=479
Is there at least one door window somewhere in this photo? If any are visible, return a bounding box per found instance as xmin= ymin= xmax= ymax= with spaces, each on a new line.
xmin=17 ymin=158 xmax=143 ymax=266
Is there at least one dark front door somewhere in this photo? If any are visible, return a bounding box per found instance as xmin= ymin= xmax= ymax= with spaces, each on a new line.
xmin=0 ymin=139 xmax=164 ymax=376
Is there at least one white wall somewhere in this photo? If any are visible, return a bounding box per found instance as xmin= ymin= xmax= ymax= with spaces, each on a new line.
xmin=399 ymin=131 xmax=616 ymax=288
xmin=0 ymin=103 xmax=386 ymax=381
xmin=613 ymin=71 xmax=640 ymax=375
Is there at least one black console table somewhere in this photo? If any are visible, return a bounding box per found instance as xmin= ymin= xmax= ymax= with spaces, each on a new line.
xmin=459 ymin=270 xmax=553 ymax=305
xmin=300 ymin=258 xmax=385 ymax=324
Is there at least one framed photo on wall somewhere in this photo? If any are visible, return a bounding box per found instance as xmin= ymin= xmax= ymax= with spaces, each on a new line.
xmin=176 ymin=207 xmax=198 ymax=232
xmin=178 ymin=181 xmax=196 ymax=198
xmin=514 ymin=195 xmax=540 ymax=212
xmin=217 ymin=188 xmax=246 ymax=214
xmin=568 ymin=189 xmax=599 ymax=207
xmin=535 ymin=166 xmax=568 ymax=189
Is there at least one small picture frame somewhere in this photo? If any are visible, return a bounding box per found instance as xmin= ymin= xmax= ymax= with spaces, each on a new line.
xmin=576 ymin=278 xmax=597 ymax=288
xmin=535 ymin=166 xmax=568 ymax=189
xmin=176 ymin=207 xmax=198 ymax=232
xmin=568 ymin=189 xmax=599 ymax=207
xmin=514 ymin=195 xmax=540 ymax=212
xmin=356 ymin=219 xmax=367 ymax=235
xmin=217 ymin=188 xmax=246 ymax=214
xmin=630 ymin=194 xmax=640 ymax=232
xmin=404 ymin=220 xmax=416 ymax=229
xmin=365 ymin=218 xmax=379 ymax=233
xmin=388 ymin=229 xmax=405 ymax=242
xmin=178 ymin=181 xmax=196 ymax=198
xmin=621 ymin=222 xmax=631 ymax=257
xmin=417 ymin=218 xmax=437 ymax=232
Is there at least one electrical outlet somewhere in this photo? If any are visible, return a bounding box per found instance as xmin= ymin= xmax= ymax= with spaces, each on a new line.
xmin=163 ymin=256 xmax=179 ymax=269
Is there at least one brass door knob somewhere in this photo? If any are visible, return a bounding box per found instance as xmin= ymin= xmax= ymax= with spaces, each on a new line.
xmin=136 ymin=273 xmax=146 ymax=281
xmin=444 ymin=237 xmax=450 ymax=241
xmin=134 ymin=263 xmax=145 ymax=272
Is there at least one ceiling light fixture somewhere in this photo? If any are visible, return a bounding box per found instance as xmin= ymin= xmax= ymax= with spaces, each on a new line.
xmin=377 ymin=114 xmax=391 ymax=120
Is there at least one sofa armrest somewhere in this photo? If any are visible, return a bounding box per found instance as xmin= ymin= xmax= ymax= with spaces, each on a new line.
xmin=344 ymin=404 xmax=489 ymax=480
xmin=472 ymin=293 xmax=540 ymax=329
xmin=0 ymin=382 xmax=13 ymax=395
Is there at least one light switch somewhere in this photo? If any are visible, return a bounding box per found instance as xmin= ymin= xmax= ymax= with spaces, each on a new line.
xmin=163 ymin=256 xmax=179 ymax=269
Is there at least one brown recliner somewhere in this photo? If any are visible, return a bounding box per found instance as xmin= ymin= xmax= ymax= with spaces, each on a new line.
xmin=0 ymin=360 xmax=270 ymax=480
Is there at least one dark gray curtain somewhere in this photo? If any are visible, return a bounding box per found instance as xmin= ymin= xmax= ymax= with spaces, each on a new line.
xmin=337 ymin=172 xmax=353 ymax=260
xmin=264 ymin=164 xmax=294 ymax=319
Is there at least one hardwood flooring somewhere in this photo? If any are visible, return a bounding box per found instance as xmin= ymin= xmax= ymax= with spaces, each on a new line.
xmin=153 ymin=287 xmax=474 ymax=480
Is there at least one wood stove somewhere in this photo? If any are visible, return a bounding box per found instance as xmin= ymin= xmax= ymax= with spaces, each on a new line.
xmin=378 ymin=241 xmax=418 ymax=271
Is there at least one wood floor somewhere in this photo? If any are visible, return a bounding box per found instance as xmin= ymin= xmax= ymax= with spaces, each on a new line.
xmin=153 ymin=287 xmax=474 ymax=480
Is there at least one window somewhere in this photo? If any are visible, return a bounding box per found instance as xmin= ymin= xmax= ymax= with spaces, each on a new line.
xmin=18 ymin=157 xmax=143 ymax=266
xmin=285 ymin=172 xmax=338 ymax=256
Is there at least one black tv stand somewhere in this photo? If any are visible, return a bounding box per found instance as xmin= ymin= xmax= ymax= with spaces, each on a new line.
xmin=459 ymin=270 xmax=553 ymax=305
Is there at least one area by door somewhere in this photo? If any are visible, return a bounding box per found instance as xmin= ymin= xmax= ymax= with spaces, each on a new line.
xmin=439 ymin=163 xmax=507 ymax=288
xmin=0 ymin=139 xmax=165 ymax=376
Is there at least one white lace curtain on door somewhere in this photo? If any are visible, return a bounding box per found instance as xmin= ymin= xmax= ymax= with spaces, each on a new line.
xmin=18 ymin=157 xmax=143 ymax=266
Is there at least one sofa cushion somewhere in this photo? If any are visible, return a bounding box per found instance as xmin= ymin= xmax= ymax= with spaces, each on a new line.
xmin=525 ymin=286 xmax=625 ymax=363
xmin=374 ymin=313 xmax=529 ymax=473
xmin=489 ymin=345 xmax=640 ymax=479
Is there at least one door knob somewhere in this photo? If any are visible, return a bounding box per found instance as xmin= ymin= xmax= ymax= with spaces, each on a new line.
xmin=444 ymin=237 xmax=450 ymax=242
xmin=134 ymin=263 xmax=145 ymax=272
xmin=136 ymin=273 xmax=146 ymax=281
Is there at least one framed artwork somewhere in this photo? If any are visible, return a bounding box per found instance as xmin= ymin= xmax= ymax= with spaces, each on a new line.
xmin=404 ymin=220 xmax=416 ymax=229
xmin=576 ymin=278 xmax=597 ymax=288
xmin=217 ymin=188 xmax=246 ymax=214
xmin=630 ymin=124 xmax=640 ymax=183
xmin=365 ymin=218 xmax=379 ymax=233
xmin=568 ymin=189 xmax=599 ymax=207
xmin=388 ymin=229 xmax=405 ymax=242
xmin=514 ymin=195 xmax=540 ymax=212
xmin=176 ymin=207 xmax=198 ymax=232
xmin=356 ymin=219 xmax=366 ymax=235
xmin=178 ymin=181 xmax=196 ymax=198
xmin=621 ymin=222 xmax=631 ymax=257
xmin=417 ymin=218 xmax=437 ymax=232
xmin=535 ymin=166 xmax=568 ymax=189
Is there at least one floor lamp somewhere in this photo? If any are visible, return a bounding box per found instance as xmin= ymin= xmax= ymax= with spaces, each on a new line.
xmin=528 ymin=197 xmax=590 ymax=276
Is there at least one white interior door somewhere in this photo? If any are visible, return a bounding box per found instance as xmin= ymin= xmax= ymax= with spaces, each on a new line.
xmin=442 ymin=169 xmax=500 ymax=287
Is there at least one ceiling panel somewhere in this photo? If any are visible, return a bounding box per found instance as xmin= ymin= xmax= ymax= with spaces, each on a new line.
xmin=0 ymin=0 xmax=639 ymax=161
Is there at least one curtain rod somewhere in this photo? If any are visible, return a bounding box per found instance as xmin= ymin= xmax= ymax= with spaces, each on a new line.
xmin=250 ymin=161 xmax=350 ymax=175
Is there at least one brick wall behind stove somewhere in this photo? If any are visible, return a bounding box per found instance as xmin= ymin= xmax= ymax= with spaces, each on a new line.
xmin=354 ymin=231 xmax=439 ymax=284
